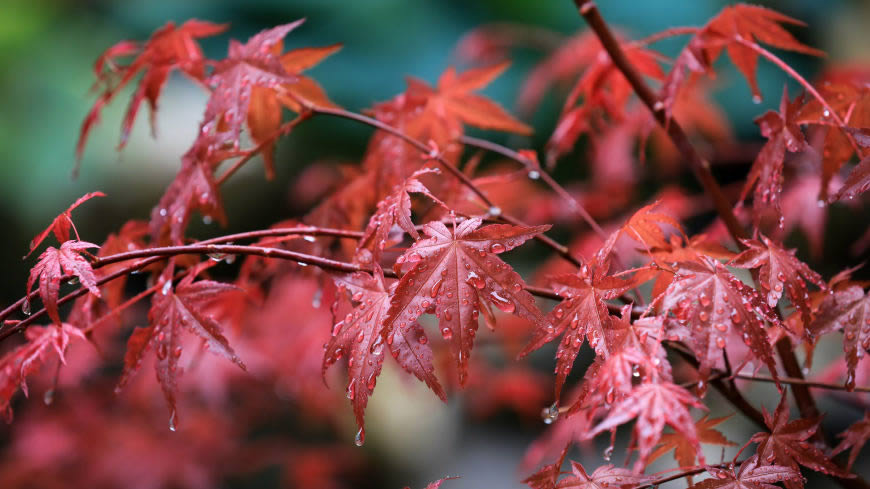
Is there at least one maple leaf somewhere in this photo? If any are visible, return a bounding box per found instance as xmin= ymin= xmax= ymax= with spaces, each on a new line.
xmin=649 ymin=414 xmax=736 ymax=469
xmin=808 ymin=285 xmax=870 ymax=390
xmin=27 ymin=192 xmax=105 ymax=258
xmin=731 ymin=235 xmax=825 ymax=329
xmin=323 ymin=266 xmax=446 ymax=440
xmin=78 ymin=20 xmax=228 ymax=160
xmin=586 ymin=381 xmax=705 ymax=472
xmin=519 ymin=264 xmax=632 ymax=400
xmin=202 ymin=21 xmax=302 ymax=148
xmin=833 ymin=411 xmax=870 ymax=471
xmin=556 ymin=462 xmax=649 ymax=489
xmin=662 ymin=4 xmax=823 ymax=114
xmin=750 ymin=394 xmax=851 ymax=487
xmin=357 ymin=168 xmax=445 ymax=261
xmin=739 ymin=88 xmax=807 ymax=229
xmin=690 ymin=455 xmax=802 ymax=489
xmin=0 ymin=323 xmax=86 ymax=422
xmin=660 ymin=256 xmax=782 ymax=380
xmin=385 ymin=218 xmax=548 ymax=384
xmin=150 ymin=134 xmax=228 ymax=244
xmin=26 ymin=241 xmax=101 ymax=326
xmin=248 ymin=42 xmax=342 ymax=179
xmin=596 ymin=200 xmax=685 ymax=263
xmin=522 ymin=443 xmax=571 ymax=489
xmin=116 ymin=272 xmax=246 ymax=428
xmin=833 ymin=155 xmax=870 ymax=202
xmin=407 ymin=62 xmax=532 ymax=136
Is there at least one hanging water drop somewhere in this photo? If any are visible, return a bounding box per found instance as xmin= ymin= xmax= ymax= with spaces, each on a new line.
xmin=541 ymin=402 xmax=559 ymax=424
xmin=168 ymin=410 xmax=177 ymax=432
xmin=43 ymin=389 xmax=54 ymax=406
xmin=21 ymin=299 xmax=31 ymax=316
xmin=528 ymin=170 xmax=540 ymax=180
xmin=603 ymin=445 xmax=614 ymax=462
xmin=354 ymin=428 xmax=365 ymax=447
xmin=161 ymin=280 xmax=172 ymax=295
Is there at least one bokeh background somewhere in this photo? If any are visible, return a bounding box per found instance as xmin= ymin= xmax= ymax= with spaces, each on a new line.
xmin=1 ymin=0 xmax=869 ymax=488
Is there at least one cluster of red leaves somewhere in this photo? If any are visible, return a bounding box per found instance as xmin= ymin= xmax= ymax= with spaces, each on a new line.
xmin=4 ymin=2 xmax=870 ymax=489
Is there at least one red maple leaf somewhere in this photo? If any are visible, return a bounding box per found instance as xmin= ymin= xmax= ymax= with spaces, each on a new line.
xmin=586 ymin=381 xmax=705 ymax=472
xmin=750 ymin=394 xmax=851 ymax=487
xmin=385 ymin=218 xmax=548 ymax=384
xmin=0 ymin=323 xmax=86 ymax=422
xmin=690 ymin=455 xmax=802 ymax=489
xmin=407 ymin=61 xmax=532 ymax=136
xmin=649 ymin=414 xmax=736 ymax=469
xmin=833 ymin=155 xmax=870 ymax=202
xmin=150 ymin=134 xmax=228 ymax=244
xmin=833 ymin=411 xmax=870 ymax=471
xmin=659 ymin=256 xmax=782 ymax=380
xmin=202 ymin=21 xmax=302 ymax=148
xmin=357 ymin=168 xmax=445 ymax=261
xmin=116 ymin=271 xmax=246 ymax=429
xmin=522 ymin=443 xmax=571 ymax=489
xmin=27 ymin=192 xmax=105 ymax=258
xmin=519 ymin=264 xmax=632 ymax=400
xmin=808 ymin=285 xmax=870 ymax=390
xmin=26 ymin=241 xmax=101 ymax=326
xmin=731 ymin=235 xmax=825 ymax=329
xmin=323 ymin=266 xmax=446 ymax=441
xmin=527 ymin=455 xmax=649 ymax=489
xmin=739 ymin=88 xmax=807 ymax=229
xmin=662 ymin=4 xmax=823 ymax=113
xmin=78 ymin=20 xmax=228 ymax=159
xmin=248 ymin=42 xmax=341 ymax=179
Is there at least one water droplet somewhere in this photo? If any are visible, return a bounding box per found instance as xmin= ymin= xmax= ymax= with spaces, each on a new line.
xmin=159 ymin=208 xmax=168 ymax=217
xmin=467 ymin=272 xmax=485 ymax=290
xmin=527 ymin=170 xmax=540 ymax=180
xmin=603 ymin=445 xmax=614 ymax=461
xmin=752 ymin=94 xmax=762 ymax=104
xmin=208 ymin=252 xmax=226 ymax=262
xmin=488 ymin=206 xmax=502 ymax=217
xmin=490 ymin=291 xmax=515 ymax=313
xmin=43 ymin=389 xmax=54 ymax=406
xmin=430 ymin=278 xmax=443 ymax=297
xmin=21 ymin=299 xmax=31 ymax=316
xmin=202 ymin=215 xmax=213 ymax=225
xmin=490 ymin=243 xmax=506 ymax=253
xmin=541 ymin=402 xmax=559 ymax=424
xmin=823 ymin=109 xmax=831 ymax=118
xmin=354 ymin=427 xmax=365 ymax=447
xmin=161 ymin=280 xmax=172 ymax=296
xmin=168 ymin=411 xmax=177 ymax=432
xmin=407 ymin=252 xmax=422 ymax=263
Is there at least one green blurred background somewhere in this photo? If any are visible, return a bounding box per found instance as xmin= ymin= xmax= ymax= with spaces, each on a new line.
xmin=1 ymin=0 xmax=869 ymax=487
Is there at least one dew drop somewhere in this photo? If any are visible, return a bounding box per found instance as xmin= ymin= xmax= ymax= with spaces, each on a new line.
xmin=541 ymin=402 xmax=559 ymax=424
xmin=441 ymin=327 xmax=453 ymax=340
xmin=21 ymin=299 xmax=31 ymax=316
xmin=488 ymin=206 xmax=502 ymax=217
xmin=490 ymin=243 xmax=506 ymax=253
xmin=407 ymin=252 xmax=422 ymax=263
xmin=490 ymin=291 xmax=515 ymax=313
xmin=430 ymin=278 xmax=444 ymax=297
xmin=527 ymin=170 xmax=540 ymax=180
xmin=354 ymin=428 xmax=365 ymax=447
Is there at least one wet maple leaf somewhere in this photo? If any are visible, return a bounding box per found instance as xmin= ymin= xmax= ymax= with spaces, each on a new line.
xmin=529 ymin=456 xmax=649 ymax=489
xmin=0 ymin=323 xmax=86 ymax=422
xmin=662 ymin=4 xmax=823 ymax=114
xmin=519 ymin=264 xmax=632 ymax=400
xmin=150 ymin=134 xmax=228 ymax=244
xmin=649 ymin=414 xmax=736 ymax=469
xmin=248 ymin=41 xmax=342 ymax=179
xmin=385 ymin=218 xmax=548 ymax=384
xmin=587 ymin=381 xmax=705 ymax=472
xmin=406 ymin=61 xmax=532 ymax=136
xmin=750 ymin=394 xmax=851 ymax=487
xmin=690 ymin=455 xmax=802 ymax=489
xmin=808 ymin=285 xmax=870 ymax=390
xmin=78 ymin=20 xmax=228 ymax=160
xmin=597 ymin=200 xmax=685 ymax=262
xmin=731 ymin=235 xmax=825 ymax=329
xmin=116 ymin=272 xmax=246 ymax=429
xmin=660 ymin=256 xmax=782 ymax=380
xmin=322 ymin=266 xmax=445 ymax=441
xmin=739 ymin=88 xmax=807 ymax=229
xmin=27 ymin=192 xmax=105 ymax=258
xmin=202 ymin=21 xmax=302 ymax=148
xmin=833 ymin=411 xmax=870 ymax=471
xmin=522 ymin=443 xmax=571 ymax=489
xmin=27 ymin=241 xmax=101 ymax=326
xmin=357 ymin=168 xmax=445 ymax=261
xmin=833 ymin=155 xmax=870 ymax=202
